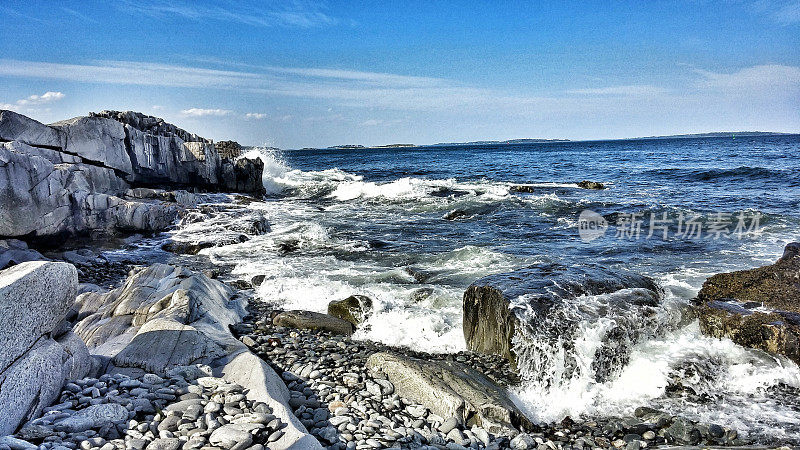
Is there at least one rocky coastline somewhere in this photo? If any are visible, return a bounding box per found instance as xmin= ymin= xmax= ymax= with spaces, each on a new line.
xmin=1 ymin=109 xmax=798 ymax=450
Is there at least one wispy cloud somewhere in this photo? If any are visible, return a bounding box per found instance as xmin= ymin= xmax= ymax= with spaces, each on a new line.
xmin=1 ymin=59 xmax=798 ymax=118
xmin=566 ymin=85 xmax=668 ymax=96
xmin=180 ymin=108 xmax=232 ymax=117
xmin=61 ymin=6 xmax=100 ymax=24
xmin=1 ymin=91 xmax=65 ymax=111
xmin=117 ymin=0 xmax=337 ymax=28
xmin=0 ymin=58 xmax=477 ymax=110
xmin=693 ymin=64 xmax=800 ymax=93
xmin=745 ymin=0 xmax=800 ymax=24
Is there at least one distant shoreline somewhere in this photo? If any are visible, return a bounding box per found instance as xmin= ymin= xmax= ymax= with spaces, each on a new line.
xmin=288 ymin=131 xmax=797 ymax=151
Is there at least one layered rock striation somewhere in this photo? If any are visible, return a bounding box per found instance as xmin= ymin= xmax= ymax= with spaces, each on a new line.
xmin=0 ymin=110 xmax=264 ymax=239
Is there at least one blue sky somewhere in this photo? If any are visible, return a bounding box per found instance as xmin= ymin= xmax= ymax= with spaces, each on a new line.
xmin=0 ymin=1 xmax=798 ymax=148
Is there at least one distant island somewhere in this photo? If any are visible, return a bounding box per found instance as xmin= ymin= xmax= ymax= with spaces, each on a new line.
xmin=429 ymin=138 xmax=570 ymax=146
xmin=629 ymin=131 xmax=795 ymax=140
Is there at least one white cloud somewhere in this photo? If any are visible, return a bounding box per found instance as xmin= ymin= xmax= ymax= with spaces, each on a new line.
xmin=17 ymin=91 xmax=65 ymax=105
xmin=151 ymin=105 xmax=164 ymax=110
xmin=245 ymin=112 xmax=268 ymax=119
xmin=180 ymin=108 xmax=232 ymax=117
xmin=117 ymin=0 xmax=337 ymax=28
xmin=0 ymin=91 xmax=65 ymax=111
xmin=361 ymin=119 xmax=382 ymax=126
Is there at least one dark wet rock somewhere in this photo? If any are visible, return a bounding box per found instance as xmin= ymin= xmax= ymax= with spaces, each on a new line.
xmin=463 ymin=264 xmax=661 ymax=370
xmin=277 ymin=239 xmax=300 ymax=255
xmin=273 ymin=310 xmax=355 ymax=335
xmin=410 ymin=287 xmax=435 ymax=303
xmin=697 ymin=242 xmax=800 ymax=364
xmin=404 ymin=266 xmax=430 ymax=283
xmin=161 ymin=240 xmax=216 ymax=255
xmin=577 ymin=180 xmax=605 ymax=189
xmin=663 ymin=417 xmax=701 ymax=445
xmin=219 ymin=155 xmax=266 ymax=196
xmin=327 ymin=295 xmax=373 ymax=326
xmin=509 ymin=185 xmax=536 ymax=193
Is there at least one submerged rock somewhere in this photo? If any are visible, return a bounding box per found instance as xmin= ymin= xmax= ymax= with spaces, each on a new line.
xmin=327 ymin=295 xmax=373 ymax=326
xmin=366 ymin=352 xmax=531 ymax=434
xmin=509 ymin=185 xmax=536 ymax=193
xmin=697 ymin=242 xmax=800 ymax=364
xmin=443 ymin=209 xmax=469 ymax=220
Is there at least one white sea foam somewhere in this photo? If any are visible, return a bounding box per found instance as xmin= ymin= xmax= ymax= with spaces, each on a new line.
xmin=166 ymin=147 xmax=800 ymax=442
xmin=509 ymin=264 xmax=800 ymax=441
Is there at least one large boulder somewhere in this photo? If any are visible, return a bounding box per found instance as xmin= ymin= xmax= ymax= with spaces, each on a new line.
xmin=0 ymin=262 xmax=92 ymax=436
xmin=697 ymin=242 xmax=800 ymax=364
xmin=366 ymin=352 xmax=531 ymax=434
xmin=73 ymin=264 xmax=242 ymax=358
xmin=463 ymin=264 xmax=663 ymax=383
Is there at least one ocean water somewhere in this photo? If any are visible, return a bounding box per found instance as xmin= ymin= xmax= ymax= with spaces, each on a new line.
xmin=169 ymin=135 xmax=800 ymax=443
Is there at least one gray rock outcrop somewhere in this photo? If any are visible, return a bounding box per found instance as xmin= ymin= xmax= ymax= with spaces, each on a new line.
xmin=366 ymin=352 xmax=531 ymax=434
xmin=72 ymin=263 xmax=317 ymax=449
xmin=0 ymin=110 xmax=265 ymax=239
xmin=0 ymin=262 xmax=92 ymax=436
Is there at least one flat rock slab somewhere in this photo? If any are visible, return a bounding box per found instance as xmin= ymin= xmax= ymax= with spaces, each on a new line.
xmin=366 ymin=351 xmax=531 ymax=434
xmin=273 ymin=310 xmax=354 ymax=335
